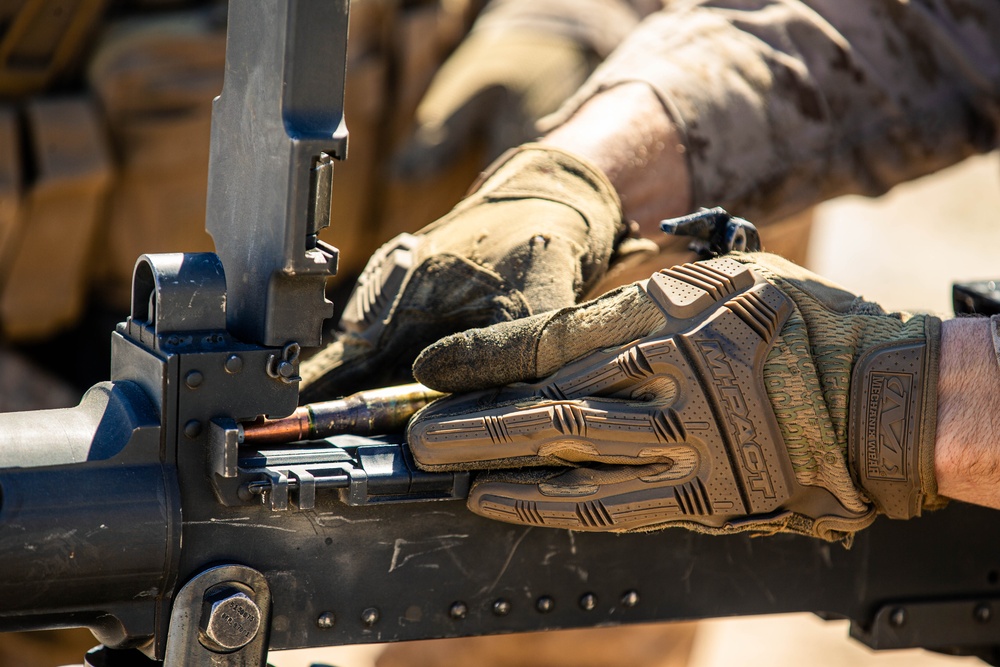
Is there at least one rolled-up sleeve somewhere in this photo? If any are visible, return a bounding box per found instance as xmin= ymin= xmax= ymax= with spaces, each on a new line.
xmin=544 ymin=0 xmax=1000 ymax=223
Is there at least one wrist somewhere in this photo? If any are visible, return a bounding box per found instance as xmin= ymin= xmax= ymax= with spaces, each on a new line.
xmin=935 ymin=317 xmax=1000 ymax=509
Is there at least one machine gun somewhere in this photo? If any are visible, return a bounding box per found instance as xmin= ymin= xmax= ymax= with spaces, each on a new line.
xmin=1 ymin=2 xmax=999 ymax=665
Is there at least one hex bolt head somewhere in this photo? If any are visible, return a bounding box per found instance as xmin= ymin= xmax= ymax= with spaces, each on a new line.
xmin=361 ymin=607 xmax=380 ymax=627
xmin=199 ymin=589 xmax=261 ymax=652
xmin=316 ymin=612 xmax=336 ymax=629
xmin=449 ymin=602 xmax=468 ymax=620
xmin=579 ymin=593 xmax=598 ymax=611
xmin=621 ymin=590 xmax=639 ymax=608
xmin=492 ymin=599 xmax=512 ymax=616
xmin=185 ymin=370 xmax=204 ymax=389
xmin=975 ymin=603 xmax=992 ymax=623
xmin=889 ymin=608 xmax=906 ymax=628
xmin=536 ymin=596 xmax=555 ymax=614
xmin=225 ymin=354 xmax=244 ymax=374
xmin=184 ymin=420 xmax=203 ymax=439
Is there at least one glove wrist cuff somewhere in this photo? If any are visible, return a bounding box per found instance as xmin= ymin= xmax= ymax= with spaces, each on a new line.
xmin=848 ymin=318 xmax=941 ymax=519
xmin=464 ymin=142 xmax=628 ymax=244
xmin=468 ymin=143 xmax=617 ymax=201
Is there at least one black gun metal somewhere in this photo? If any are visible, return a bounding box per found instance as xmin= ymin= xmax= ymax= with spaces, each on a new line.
xmin=661 ymin=207 xmax=762 ymax=257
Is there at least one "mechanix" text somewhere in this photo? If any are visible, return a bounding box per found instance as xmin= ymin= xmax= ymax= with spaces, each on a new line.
xmin=865 ymin=372 xmax=910 ymax=481
xmin=696 ymin=339 xmax=776 ymax=500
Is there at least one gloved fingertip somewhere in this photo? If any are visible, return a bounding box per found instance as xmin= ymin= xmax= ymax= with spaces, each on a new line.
xmin=414 ymin=317 xmax=547 ymax=392
xmin=412 ymin=331 xmax=485 ymax=393
xmin=411 ymin=337 xmax=452 ymax=390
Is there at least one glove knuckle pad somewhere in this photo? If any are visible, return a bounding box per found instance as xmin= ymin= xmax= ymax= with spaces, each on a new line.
xmin=411 ymin=258 xmax=871 ymax=535
xmin=341 ymin=233 xmax=420 ymax=336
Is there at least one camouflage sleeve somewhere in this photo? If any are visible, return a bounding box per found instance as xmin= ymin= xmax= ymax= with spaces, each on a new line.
xmin=542 ymin=0 xmax=1000 ymax=224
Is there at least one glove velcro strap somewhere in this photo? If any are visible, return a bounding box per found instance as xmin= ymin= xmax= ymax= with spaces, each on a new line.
xmin=848 ymin=337 xmax=937 ymax=519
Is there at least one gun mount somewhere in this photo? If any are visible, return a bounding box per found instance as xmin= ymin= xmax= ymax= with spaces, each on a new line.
xmin=0 ymin=2 xmax=998 ymax=666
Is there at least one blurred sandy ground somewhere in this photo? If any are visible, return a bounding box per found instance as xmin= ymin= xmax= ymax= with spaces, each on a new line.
xmin=810 ymin=152 xmax=1000 ymax=315
xmin=267 ymin=153 xmax=1000 ymax=667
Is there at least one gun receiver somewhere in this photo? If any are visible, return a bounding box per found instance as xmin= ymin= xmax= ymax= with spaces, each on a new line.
xmin=0 ymin=2 xmax=999 ymax=666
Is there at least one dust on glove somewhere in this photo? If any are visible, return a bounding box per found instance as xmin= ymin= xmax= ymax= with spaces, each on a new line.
xmin=408 ymin=253 xmax=942 ymax=542
xmin=299 ymin=145 xmax=627 ymax=401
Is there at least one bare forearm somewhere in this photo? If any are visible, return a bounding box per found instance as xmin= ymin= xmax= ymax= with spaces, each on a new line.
xmin=539 ymin=82 xmax=690 ymax=237
xmin=935 ymin=318 xmax=1000 ymax=509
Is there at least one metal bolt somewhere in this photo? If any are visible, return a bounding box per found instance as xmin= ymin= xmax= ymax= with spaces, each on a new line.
xmin=449 ymin=602 xmax=468 ymax=620
xmin=277 ymin=360 xmax=296 ymax=378
xmin=225 ymin=354 xmax=244 ymax=374
xmin=316 ymin=612 xmax=336 ymax=629
xmin=536 ymin=596 xmax=555 ymax=614
xmin=889 ymin=608 xmax=906 ymax=628
xmin=975 ymin=603 xmax=992 ymax=623
xmin=185 ymin=370 xmax=204 ymax=389
xmin=200 ymin=589 xmax=261 ymax=652
xmin=492 ymin=599 xmax=511 ymax=616
xmin=579 ymin=593 xmax=597 ymax=611
xmin=361 ymin=607 xmax=380 ymax=627
xmin=621 ymin=590 xmax=639 ymax=608
xmin=184 ymin=420 xmax=203 ymax=439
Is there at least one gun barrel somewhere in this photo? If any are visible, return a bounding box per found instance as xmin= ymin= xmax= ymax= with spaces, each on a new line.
xmin=241 ymin=383 xmax=445 ymax=444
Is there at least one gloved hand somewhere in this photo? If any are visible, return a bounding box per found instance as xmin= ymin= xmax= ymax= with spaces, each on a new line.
xmin=392 ymin=0 xmax=647 ymax=180
xmin=408 ymin=253 xmax=943 ymax=542
xmin=393 ymin=28 xmax=596 ymax=179
xmin=299 ymin=145 xmax=627 ymax=401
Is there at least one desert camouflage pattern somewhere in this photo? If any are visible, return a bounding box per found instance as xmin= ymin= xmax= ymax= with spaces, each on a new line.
xmin=547 ymin=0 xmax=1000 ymax=225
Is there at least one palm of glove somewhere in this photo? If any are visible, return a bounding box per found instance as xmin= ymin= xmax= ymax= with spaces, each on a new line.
xmin=408 ymin=254 xmax=941 ymax=542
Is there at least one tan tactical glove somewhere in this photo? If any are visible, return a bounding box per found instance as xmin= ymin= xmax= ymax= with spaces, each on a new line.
xmin=394 ymin=0 xmax=641 ymax=178
xmin=299 ymin=145 xmax=627 ymax=401
xmin=408 ymin=253 xmax=943 ymax=542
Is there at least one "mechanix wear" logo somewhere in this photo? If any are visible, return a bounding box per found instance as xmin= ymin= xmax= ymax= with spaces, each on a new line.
xmin=696 ymin=339 xmax=776 ymax=500
xmin=864 ymin=372 xmax=910 ymax=481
